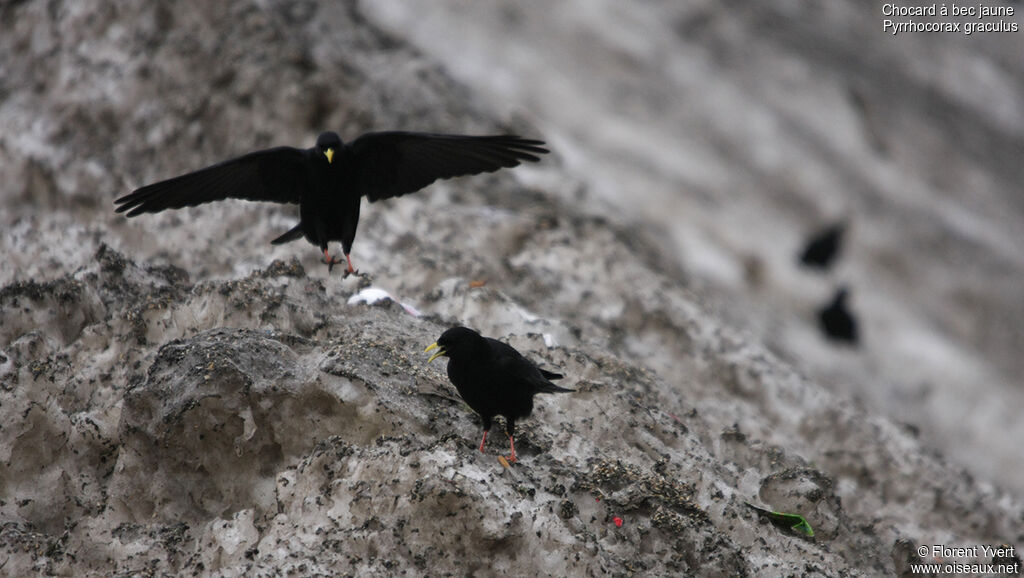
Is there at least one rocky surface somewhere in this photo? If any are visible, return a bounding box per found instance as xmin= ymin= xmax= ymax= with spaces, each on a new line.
xmin=1 ymin=0 xmax=1022 ymax=575
xmin=363 ymin=0 xmax=1024 ymax=494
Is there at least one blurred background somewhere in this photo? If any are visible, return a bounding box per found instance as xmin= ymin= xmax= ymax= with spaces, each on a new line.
xmin=2 ymin=0 xmax=1022 ymax=496
xmin=360 ymin=0 xmax=1024 ymax=493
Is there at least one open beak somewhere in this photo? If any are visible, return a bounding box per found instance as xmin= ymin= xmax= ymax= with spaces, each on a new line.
xmin=325 ymin=147 xmax=335 ymax=164
xmin=424 ymin=342 xmax=446 ymax=363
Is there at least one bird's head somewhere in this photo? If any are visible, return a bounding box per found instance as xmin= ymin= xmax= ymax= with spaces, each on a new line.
xmin=316 ymin=131 xmax=342 ymax=164
xmin=425 ymin=326 xmax=487 ymax=363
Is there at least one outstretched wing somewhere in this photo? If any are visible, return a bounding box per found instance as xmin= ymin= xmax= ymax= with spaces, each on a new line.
xmin=347 ymin=132 xmax=548 ymax=202
xmin=114 ymin=147 xmax=311 ymax=216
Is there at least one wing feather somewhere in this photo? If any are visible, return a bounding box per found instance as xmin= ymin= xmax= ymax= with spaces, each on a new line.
xmin=348 ymin=132 xmax=548 ymax=202
xmin=114 ymin=146 xmax=310 ymax=216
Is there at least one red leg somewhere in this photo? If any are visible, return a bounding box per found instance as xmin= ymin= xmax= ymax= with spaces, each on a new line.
xmin=344 ymin=252 xmax=357 ymax=276
xmin=322 ymin=249 xmax=343 ymax=273
xmin=478 ymin=429 xmax=489 ymax=453
xmin=507 ymin=435 xmax=517 ymax=463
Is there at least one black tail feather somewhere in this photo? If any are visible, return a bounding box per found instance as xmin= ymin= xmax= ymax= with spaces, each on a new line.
xmin=540 ymin=369 xmax=564 ymax=380
xmin=271 ymin=224 xmax=303 ymax=245
xmin=536 ymin=381 xmax=574 ymax=394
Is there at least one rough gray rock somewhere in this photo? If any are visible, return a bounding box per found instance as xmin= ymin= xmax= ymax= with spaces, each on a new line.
xmin=2 ymin=0 xmax=1022 ymax=576
xmin=363 ymin=0 xmax=1024 ymax=495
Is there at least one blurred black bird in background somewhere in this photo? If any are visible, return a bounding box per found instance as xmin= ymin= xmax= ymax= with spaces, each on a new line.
xmin=818 ymin=287 xmax=859 ymax=345
xmin=115 ymin=131 xmax=548 ymax=274
xmin=425 ymin=327 xmax=572 ymax=463
xmin=799 ymin=221 xmax=846 ymax=271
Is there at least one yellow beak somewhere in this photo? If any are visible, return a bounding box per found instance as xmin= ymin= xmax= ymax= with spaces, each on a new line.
xmin=325 ymin=148 xmax=334 ymax=164
xmin=424 ymin=342 xmax=446 ymax=363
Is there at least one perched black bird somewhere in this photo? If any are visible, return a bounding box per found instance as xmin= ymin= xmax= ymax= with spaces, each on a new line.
xmin=817 ymin=287 xmax=859 ymax=345
xmin=425 ymin=327 xmax=572 ymax=463
xmin=115 ymin=131 xmax=548 ymax=274
xmin=799 ymin=221 xmax=846 ymax=271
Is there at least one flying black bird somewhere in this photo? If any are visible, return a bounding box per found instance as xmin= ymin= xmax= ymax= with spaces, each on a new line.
xmin=425 ymin=326 xmax=572 ymax=463
xmin=799 ymin=221 xmax=846 ymax=270
xmin=115 ymin=131 xmax=548 ymax=274
xmin=817 ymin=287 xmax=859 ymax=345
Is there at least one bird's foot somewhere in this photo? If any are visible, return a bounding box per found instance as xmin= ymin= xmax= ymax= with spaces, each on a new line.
xmin=507 ymin=435 xmax=518 ymax=463
xmin=321 ymin=256 xmax=346 ymax=273
xmin=321 ymin=249 xmax=346 ymax=273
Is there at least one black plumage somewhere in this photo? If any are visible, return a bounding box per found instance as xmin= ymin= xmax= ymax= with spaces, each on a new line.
xmin=425 ymin=327 xmax=572 ymax=463
xmin=115 ymin=131 xmax=548 ymax=274
xmin=818 ymin=287 xmax=859 ymax=345
xmin=799 ymin=222 xmax=845 ymax=270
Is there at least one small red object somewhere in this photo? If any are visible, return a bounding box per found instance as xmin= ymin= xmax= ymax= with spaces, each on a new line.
xmin=613 ymin=517 xmax=623 ymax=527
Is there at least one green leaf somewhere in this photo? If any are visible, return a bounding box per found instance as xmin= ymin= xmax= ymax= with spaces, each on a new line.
xmin=745 ymin=502 xmax=815 ymax=538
